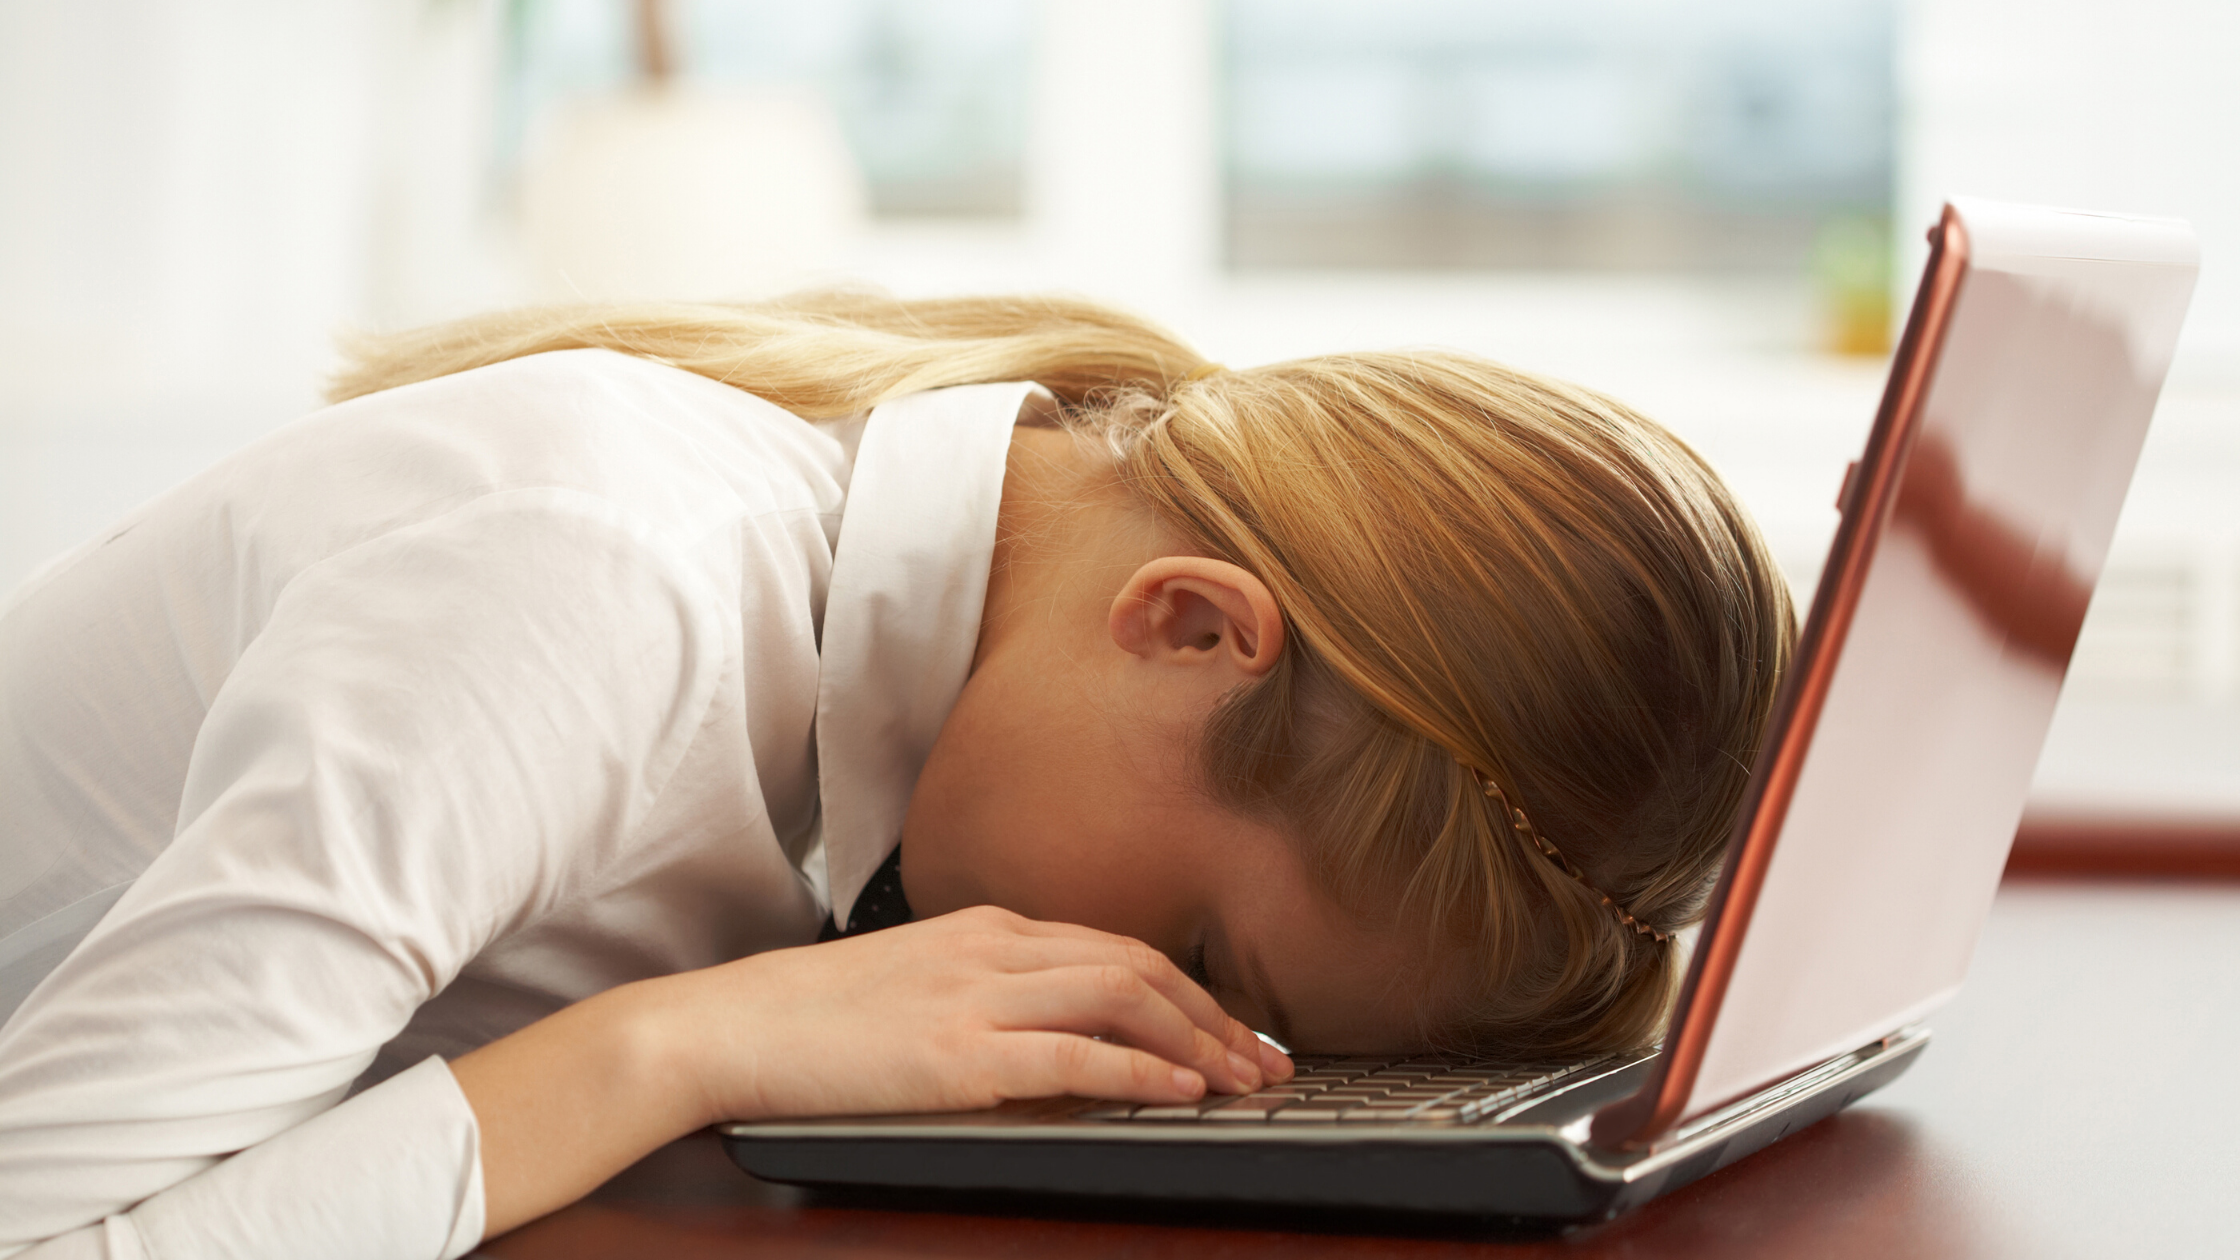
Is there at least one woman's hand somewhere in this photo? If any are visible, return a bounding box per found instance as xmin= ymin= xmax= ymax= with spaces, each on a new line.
xmin=666 ymin=904 xmax=1294 ymax=1124
xmin=453 ymin=905 xmax=1292 ymax=1239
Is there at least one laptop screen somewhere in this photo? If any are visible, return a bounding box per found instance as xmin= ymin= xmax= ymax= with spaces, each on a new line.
xmin=1603 ymin=198 xmax=2199 ymax=1142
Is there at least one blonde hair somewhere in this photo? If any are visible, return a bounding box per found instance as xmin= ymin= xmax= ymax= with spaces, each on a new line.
xmin=334 ymin=292 xmax=1794 ymax=1056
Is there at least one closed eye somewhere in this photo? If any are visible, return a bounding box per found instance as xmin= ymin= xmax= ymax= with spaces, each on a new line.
xmin=1183 ymin=942 xmax=1212 ymax=989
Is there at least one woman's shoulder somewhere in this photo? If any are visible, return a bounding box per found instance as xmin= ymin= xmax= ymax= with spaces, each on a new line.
xmin=317 ymin=349 xmax=854 ymax=527
xmin=3 ymin=351 xmax=852 ymax=683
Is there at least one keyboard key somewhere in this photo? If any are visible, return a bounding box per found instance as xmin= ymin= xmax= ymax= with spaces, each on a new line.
xmin=1203 ymin=1099 xmax=1288 ymax=1122
xmin=1460 ymin=1092 xmax=1535 ymax=1118
xmin=1270 ymin=1107 xmax=1345 ymax=1123
xmin=1131 ymin=1105 xmax=1204 ymax=1122
xmin=1074 ymin=1104 xmax=1137 ymax=1121
xmin=1338 ymin=1107 xmax=1421 ymax=1124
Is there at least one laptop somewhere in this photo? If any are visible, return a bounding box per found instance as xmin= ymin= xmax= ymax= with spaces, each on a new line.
xmin=719 ymin=197 xmax=2201 ymax=1220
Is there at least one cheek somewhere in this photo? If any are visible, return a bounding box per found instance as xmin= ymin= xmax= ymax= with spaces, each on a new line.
xmin=904 ymin=638 xmax=1252 ymax=960
xmin=921 ymin=759 xmax=1185 ymax=940
xmin=896 ymin=733 xmax=994 ymax=917
xmin=899 ymin=670 xmax=1112 ymax=917
xmin=902 ymin=695 xmax=1202 ymax=949
xmin=1008 ymin=824 xmax=1190 ymax=943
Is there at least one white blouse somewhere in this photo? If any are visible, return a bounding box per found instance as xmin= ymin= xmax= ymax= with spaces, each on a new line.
xmin=0 ymin=350 xmax=1036 ymax=1258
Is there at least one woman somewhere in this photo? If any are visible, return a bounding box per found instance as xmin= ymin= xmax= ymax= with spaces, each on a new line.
xmin=0 ymin=293 xmax=1791 ymax=1256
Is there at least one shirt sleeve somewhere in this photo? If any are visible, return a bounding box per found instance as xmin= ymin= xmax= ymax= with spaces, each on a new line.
xmin=0 ymin=488 xmax=733 ymax=1258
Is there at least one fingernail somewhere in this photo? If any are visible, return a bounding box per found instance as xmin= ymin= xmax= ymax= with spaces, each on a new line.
xmin=1227 ymin=1051 xmax=1259 ymax=1089
xmin=1260 ymin=1043 xmax=1294 ymax=1081
xmin=1172 ymin=1067 xmax=1205 ymax=1098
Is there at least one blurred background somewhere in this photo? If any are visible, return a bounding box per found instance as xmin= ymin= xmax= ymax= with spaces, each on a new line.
xmin=2 ymin=0 xmax=2235 ymax=833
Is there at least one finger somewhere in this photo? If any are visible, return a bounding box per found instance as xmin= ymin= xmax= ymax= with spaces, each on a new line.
xmin=992 ymin=1030 xmax=1207 ymax=1105
xmin=991 ymin=964 xmax=1260 ymax=1094
xmin=891 ymin=911 xmax=1269 ymax=1088
xmin=1255 ymin=1035 xmax=1295 ymax=1083
xmin=981 ymin=925 xmax=1271 ymax=1088
xmin=1004 ymin=936 xmax=1263 ymax=1090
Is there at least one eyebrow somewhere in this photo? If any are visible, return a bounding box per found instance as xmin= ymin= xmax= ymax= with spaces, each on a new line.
xmin=1242 ymin=940 xmax=1298 ymax=1054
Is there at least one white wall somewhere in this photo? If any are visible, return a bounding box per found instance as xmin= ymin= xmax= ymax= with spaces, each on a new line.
xmin=0 ymin=0 xmax=393 ymax=408
xmin=1900 ymin=0 xmax=2240 ymax=378
xmin=0 ymin=0 xmax=410 ymax=591
xmin=9 ymin=0 xmax=2235 ymax=398
xmin=1024 ymin=0 xmax=1218 ymax=308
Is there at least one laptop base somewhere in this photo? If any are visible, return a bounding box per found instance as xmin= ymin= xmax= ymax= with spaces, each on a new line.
xmin=721 ymin=1027 xmax=1926 ymax=1222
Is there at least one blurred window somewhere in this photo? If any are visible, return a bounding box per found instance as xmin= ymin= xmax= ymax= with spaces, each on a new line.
xmin=1222 ymin=0 xmax=1894 ymax=271
xmin=503 ymin=0 xmax=1030 ymax=218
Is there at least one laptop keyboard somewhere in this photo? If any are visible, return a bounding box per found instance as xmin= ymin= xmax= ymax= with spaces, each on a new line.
xmin=1070 ymin=1053 xmax=1614 ymax=1125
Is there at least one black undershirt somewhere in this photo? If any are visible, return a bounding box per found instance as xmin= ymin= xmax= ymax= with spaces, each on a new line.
xmin=816 ymin=844 xmax=913 ymax=941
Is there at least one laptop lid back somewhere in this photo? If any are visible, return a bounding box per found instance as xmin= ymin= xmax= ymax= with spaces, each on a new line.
xmin=1595 ymin=197 xmax=2199 ymax=1146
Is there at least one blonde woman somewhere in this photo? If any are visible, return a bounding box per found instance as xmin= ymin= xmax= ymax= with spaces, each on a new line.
xmin=0 ymin=294 xmax=1791 ymax=1257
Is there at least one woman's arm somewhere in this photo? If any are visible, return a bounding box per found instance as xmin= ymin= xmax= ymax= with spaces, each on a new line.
xmin=455 ymin=906 xmax=1287 ymax=1237
xmin=0 ymin=492 xmax=743 ymax=1256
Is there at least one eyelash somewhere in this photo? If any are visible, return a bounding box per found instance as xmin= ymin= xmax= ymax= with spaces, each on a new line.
xmin=1184 ymin=943 xmax=1212 ymax=989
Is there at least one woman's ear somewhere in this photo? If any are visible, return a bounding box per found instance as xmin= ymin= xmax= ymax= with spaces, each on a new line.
xmin=1109 ymin=558 xmax=1287 ymax=679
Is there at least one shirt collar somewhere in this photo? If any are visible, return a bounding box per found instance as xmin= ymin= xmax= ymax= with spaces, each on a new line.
xmin=811 ymin=381 xmax=1041 ymax=927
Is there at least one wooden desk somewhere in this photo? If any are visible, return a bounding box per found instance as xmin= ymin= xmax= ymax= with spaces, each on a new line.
xmin=480 ymin=883 xmax=2240 ymax=1259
